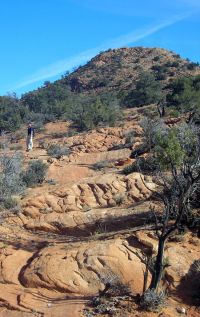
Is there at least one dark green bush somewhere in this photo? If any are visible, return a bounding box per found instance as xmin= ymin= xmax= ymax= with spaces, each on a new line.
xmin=165 ymin=61 xmax=179 ymax=68
xmin=68 ymin=95 xmax=121 ymax=131
xmin=22 ymin=160 xmax=48 ymax=187
xmin=0 ymin=152 xmax=25 ymax=199
xmin=122 ymin=72 xmax=163 ymax=107
xmin=153 ymin=56 xmax=160 ymax=61
xmin=123 ymin=163 xmax=137 ymax=175
xmin=123 ymin=157 xmax=157 ymax=175
xmin=3 ymin=197 xmax=18 ymax=210
xmin=130 ymin=143 xmax=150 ymax=158
xmin=0 ymin=152 xmax=24 ymax=211
xmin=168 ymin=108 xmax=181 ymax=118
xmin=187 ymin=62 xmax=199 ymax=70
xmin=0 ymin=95 xmax=24 ymax=133
xmin=166 ymin=75 xmax=200 ymax=120
xmin=152 ymin=65 xmax=168 ymax=80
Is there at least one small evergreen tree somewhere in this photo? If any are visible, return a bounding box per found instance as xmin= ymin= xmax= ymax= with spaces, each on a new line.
xmin=122 ymin=72 xmax=163 ymax=107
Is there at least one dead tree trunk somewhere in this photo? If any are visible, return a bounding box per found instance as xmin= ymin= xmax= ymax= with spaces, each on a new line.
xmin=149 ymin=237 xmax=165 ymax=290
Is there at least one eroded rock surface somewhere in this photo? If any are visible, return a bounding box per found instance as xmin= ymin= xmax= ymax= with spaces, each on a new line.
xmin=11 ymin=173 xmax=155 ymax=234
xmin=20 ymin=239 xmax=145 ymax=295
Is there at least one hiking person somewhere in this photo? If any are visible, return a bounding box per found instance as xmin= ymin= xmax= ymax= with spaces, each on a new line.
xmin=26 ymin=123 xmax=35 ymax=151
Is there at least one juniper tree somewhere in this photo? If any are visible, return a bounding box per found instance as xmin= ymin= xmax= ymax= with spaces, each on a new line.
xmin=141 ymin=123 xmax=200 ymax=291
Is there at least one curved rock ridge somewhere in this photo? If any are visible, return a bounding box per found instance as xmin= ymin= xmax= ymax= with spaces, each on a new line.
xmin=23 ymin=172 xmax=155 ymax=212
xmin=15 ymin=173 xmax=155 ymax=233
xmin=19 ymin=239 xmax=146 ymax=296
xmin=0 ymin=232 xmax=199 ymax=316
xmin=64 ymin=126 xmax=142 ymax=153
xmin=0 ymin=238 xmax=147 ymax=314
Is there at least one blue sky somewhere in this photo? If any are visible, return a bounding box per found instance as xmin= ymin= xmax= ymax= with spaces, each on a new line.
xmin=0 ymin=0 xmax=199 ymax=96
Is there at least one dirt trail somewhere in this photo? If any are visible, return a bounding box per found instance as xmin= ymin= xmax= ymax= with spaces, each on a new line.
xmin=0 ymin=300 xmax=86 ymax=317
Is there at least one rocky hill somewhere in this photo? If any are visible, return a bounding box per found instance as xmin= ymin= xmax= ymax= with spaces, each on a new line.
xmin=15 ymin=46 xmax=200 ymax=134
xmin=62 ymin=47 xmax=200 ymax=95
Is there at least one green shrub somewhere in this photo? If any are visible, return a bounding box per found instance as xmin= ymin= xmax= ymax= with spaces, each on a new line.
xmin=0 ymin=152 xmax=24 ymax=212
xmin=166 ymin=75 xmax=200 ymax=120
xmin=67 ymin=130 xmax=79 ymax=137
xmin=47 ymin=144 xmax=70 ymax=159
xmin=46 ymin=178 xmax=57 ymax=185
xmin=154 ymin=126 xmax=191 ymax=168
xmin=153 ymin=56 xmax=160 ymax=61
xmin=68 ymin=95 xmax=121 ymax=131
xmin=22 ymin=160 xmax=48 ymax=187
xmin=122 ymin=72 xmax=163 ymax=107
xmin=187 ymin=62 xmax=199 ymax=70
xmin=0 ymin=95 xmax=24 ymax=133
xmin=0 ymin=152 xmax=25 ymax=199
xmin=123 ymin=130 xmax=135 ymax=146
xmin=3 ymin=197 xmax=18 ymax=210
xmin=168 ymin=108 xmax=181 ymax=118
xmin=123 ymin=163 xmax=137 ymax=175
xmin=165 ymin=61 xmax=179 ymax=68
xmin=51 ymin=132 xmax=67 ymax=139
xmin=130 ymin=143 xmax=150 ymax=158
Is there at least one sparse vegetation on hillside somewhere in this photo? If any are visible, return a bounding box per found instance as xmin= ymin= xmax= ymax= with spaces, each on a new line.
xmin=167 ymin=74 xmax=200 ymax=121
xmin=121 ymin=71 xmax=163 ymax=107
xmin=22 ymin=160 xmax=48 ymax=187
xmin=0 ymin=151 xmax=24 ymax=210
xmin=0 ymin=94 xmax=26 ymax=134
xmin=47 ymin=144 xmax=70 ymax=159
xmin=67 ymin=95 xmax=121 ymax=130
xmin=1 ymin=48 xmax=200 ymax=134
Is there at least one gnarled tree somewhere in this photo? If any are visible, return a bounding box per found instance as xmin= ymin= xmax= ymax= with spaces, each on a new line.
xmin=141 ymin=122 xmax=200 ymax=291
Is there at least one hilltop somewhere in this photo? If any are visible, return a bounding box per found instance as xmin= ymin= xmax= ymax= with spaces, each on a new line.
xmin=18 ymin=46 xmax=200 ymax=127
xmin=61 ymin=46 xmax=200 ymax=95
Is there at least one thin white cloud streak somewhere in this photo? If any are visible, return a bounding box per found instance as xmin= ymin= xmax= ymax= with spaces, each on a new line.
xmin=179 ymin=0 xmax=200 ymax=8
xmin=14 ymin=13 xmax=190 ymax=91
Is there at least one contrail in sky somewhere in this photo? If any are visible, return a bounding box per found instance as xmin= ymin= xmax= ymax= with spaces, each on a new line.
xmin=14 ymin=13 xmax=190 ymax=91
